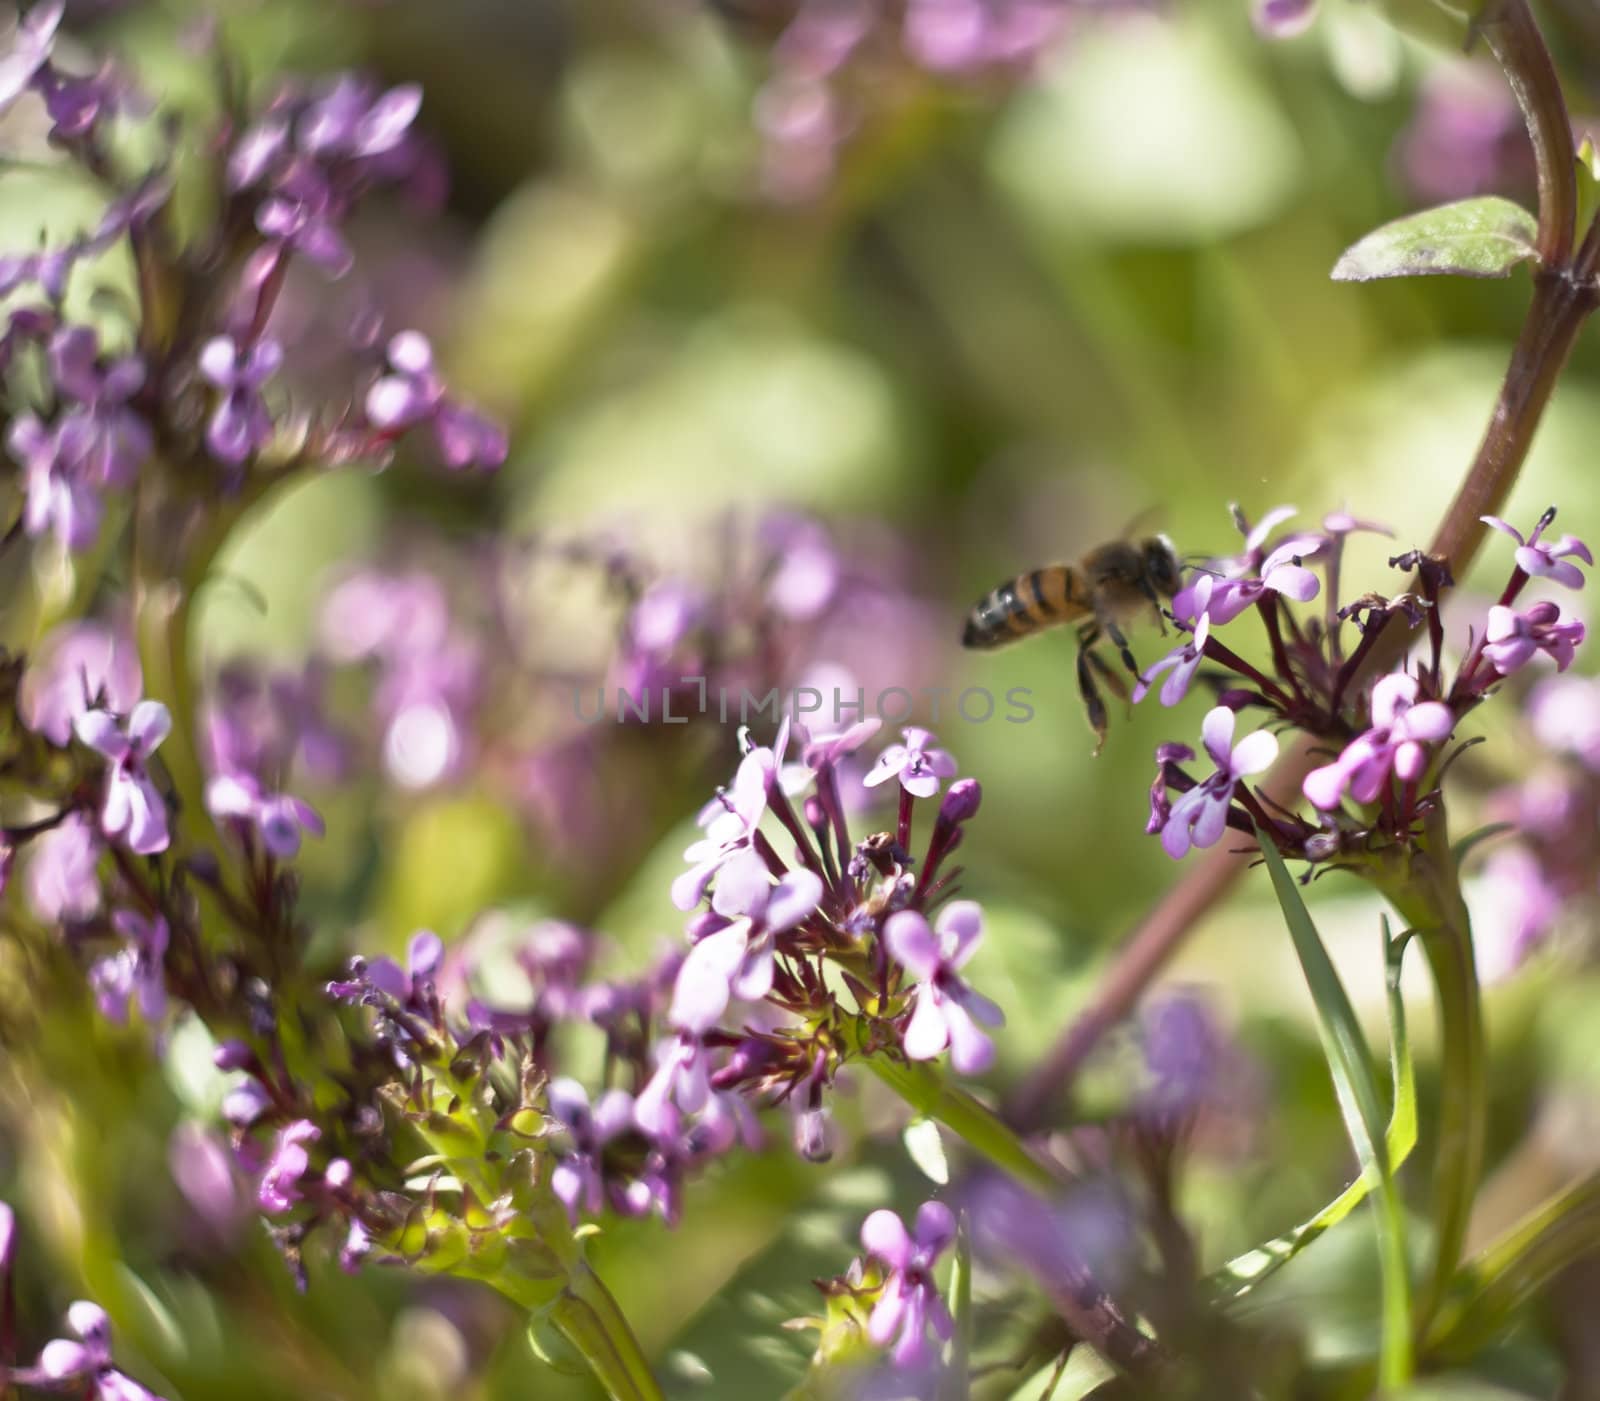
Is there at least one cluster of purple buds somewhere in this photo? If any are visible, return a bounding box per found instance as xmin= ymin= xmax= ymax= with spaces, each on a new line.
xmin=1141 ymin=504 xmax=1590 ymax=867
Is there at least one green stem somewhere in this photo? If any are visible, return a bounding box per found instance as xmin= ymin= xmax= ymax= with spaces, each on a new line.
xmin=548 ymin=1263 xmax=667 ymax=1401
xmin=864 ymin=1055 xmax=1059 ymax=1197
xmin=1374 ymin=810 xmax=1485 ymax=1341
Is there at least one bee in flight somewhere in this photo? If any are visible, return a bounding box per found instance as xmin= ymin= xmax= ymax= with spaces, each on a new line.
xmin=962 ymin=535 xmax=1185 ymax=753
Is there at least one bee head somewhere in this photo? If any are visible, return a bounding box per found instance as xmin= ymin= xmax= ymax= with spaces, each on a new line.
xmin=1141 ymin=535 xmax=1184 ymax=598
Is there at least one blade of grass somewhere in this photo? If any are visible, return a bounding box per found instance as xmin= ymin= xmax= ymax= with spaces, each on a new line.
xmin=1207 ymin=920 xmax=1417 ymax=1305
xmin=1256 ymin=831 xmax=1413 ymax=1388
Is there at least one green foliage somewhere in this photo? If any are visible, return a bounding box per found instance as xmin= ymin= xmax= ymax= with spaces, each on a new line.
xmin=1331 ymin=197 xmax=1540 ymax=282
xmin=1256 ymin=835 xmax=1413 ymax=1387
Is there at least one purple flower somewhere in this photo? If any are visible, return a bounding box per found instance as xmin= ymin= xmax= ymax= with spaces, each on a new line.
xmin=669 ymin=855 xmax=823 ymax=1032
xmin=546 ymin=1077 xmax=634 ymax=1223
xmin=1483 ymin=512 xmax=1593 ymax=590
xmin=1253 ymin=0 xmax=1317 ymax=37
xmin=297 ymin=76 xmax=422 ymax=161
xmin=634 ymin=1034 xmax=713 ymax=1137
xmin=0 ymin=1 xmax=61 ymax=110
xmin=206 ymin=772 xmax=324 ymax=858
xmin=1138 ymin=992 xmax=1221 ymax=1123
xmin=1155 ymin=707 xmax=1278 ymax=860
xmin=1134 ymin=613 xmax=1211 ymax=706
xmin=1476 ymin=845 xmax=1563 ymax=980
xmin=8 ymin=412 xmax=103 ymax=550
xmin=1303 ymin=673 xmax=1454 ymax=810
xmin=254 ymin=165 xmax=354 ymax=277
xmin=48 ymin=328 xmax=150 ymax=486
xmin=88 ymin=909 xmax=167 ymax=1025
xmin=671 ymin=742 xmax=779 ymax=911
xmin=73 ymin=701 xmax=171 ymax=855
xmin=258 ymin=1119 xmax=319 ymax=1214
xmin=863 ymin=727 xmax=957 ymax=798
xmin=168 ymin=1123 xmax=243 ymax=1235
xmin=364 ymin=330 xmax=507 ymax=470
xmin=20 ymin=620 xmax=142 ymax=746
xmin=20 ymin=1300 xmax=166 ymax=1401
xmin=884 ymin=901 xmax=1005 ymax=1075
xmin=1528 ymin=675 xmax=1600 ymax=770
xmin=24 ymin=812 xmax=102 ymax=922
xmin=34 ymin=59 xmax=126 ymax=141
xmin=198 ymin=336 xmax=282 ymax=465
xmin=1483 ymin=602 xmax=1585 ymax=675
xmin=1185 ymin=538 xmax=1321 ymax=626
xmin=859 ymin=1201 xmax=957 ymax=1369
xmin=328 ymin=929 xmax=443 ymax=1006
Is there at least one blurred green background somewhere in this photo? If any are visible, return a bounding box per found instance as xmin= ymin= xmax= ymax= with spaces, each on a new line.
xmin=6 ymin=0 xmax=1600 ymax=1396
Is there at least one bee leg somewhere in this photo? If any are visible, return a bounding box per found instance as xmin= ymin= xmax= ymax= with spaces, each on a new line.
xmin=1101 ymin=617 xmax=1141 ymax=680
xmin=1085 ymin=645 xmax=1131 ymax=707
xmin=1075 ymin=625 xmax=1110 ymax=755
xmin=1138 ymin=578 xmax=1168 ymax=635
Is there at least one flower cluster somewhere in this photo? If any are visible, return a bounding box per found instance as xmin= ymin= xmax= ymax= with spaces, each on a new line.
xmin=0 ymin=8 xmax=505 ymax=564
xmin=1141 ymin=505 xmax=1590 ymax=868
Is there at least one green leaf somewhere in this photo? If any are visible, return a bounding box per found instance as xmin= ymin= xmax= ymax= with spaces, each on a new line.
xmin=1427 ymin=1172 xmax=1600 ymax=1360
xmin=1331 ymin=197 xmax=1538 ymax=282
xmin=1254 ymin=834 xmax=1413 ymax=1387
xmin=1208 ymin=922 xmax=1417 ymax=1306
xmin=903 ymin=1118 xmax=951 ymax=1186
xmin=1451 ymin=822 xmax=1515 ymax=867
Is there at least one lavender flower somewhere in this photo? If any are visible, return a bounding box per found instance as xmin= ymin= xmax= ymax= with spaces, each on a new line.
xmin=634 ymin=1033 xmax=713 ymax=1134
xmin=1153 ymin=707 xmax=1278 ymax=860
xmin=1303 ymin=674 xmax=1454 ymax=810
xmin=1483 ymin=602 xmax=1585 ymax=675
xmin=859 ymin=1201 xmax=957 ymax=1369
xmin=88 ymin=909 xmax=168 ymax=1024
xmin=364 ymin=330 xmax=507 ymax=470
xmin=1483 ymin=511 xmax=1593 ymax=590
xmin=24 ymin=812 xmax=102 ymax=922
xmin=73 ymin=702 xmax=171 ymax=855
xmin=198 ymin=336 xmax=282 ymax=466
xmin=8 ymin=412 xmax=103 ymax=550
xmin=19 ymin=1300 xmax=166 ymax=1401
xmin=1134 ymin=613 xmax=1211 ymax=706
xmin=258 ymin=1120 xmax=319 ymax=1214
xmin=20 ymin=620 xmax=142 ymax=746
xmin=206 ymin=772 xmax=324 ymax=858
xmin=863 ymin=727 xmax=957 ymax=798
xmin=546 ymin=1078 xmax=634 ymax=1223
xmin=669 ymin=857 xmax=823 ymax=1032
xmin=1188 ymin=537 xmax=1321 ymax=626
xmin=48 ymin=329 xmax=151 ymax=487
xmin=0 ymin=1 xmax=61 ymax=111
xmin=1252 ymin=0 xmax=1317 ymax=38
xmin=671 ymin=742 xmax=779 ymax=911
xmin=884 ymin=902 xmax=1004 ymax=1075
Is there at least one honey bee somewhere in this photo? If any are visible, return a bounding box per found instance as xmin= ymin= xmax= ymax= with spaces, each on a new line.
xmin=961 ymin=536 xmax=1184 ymax=753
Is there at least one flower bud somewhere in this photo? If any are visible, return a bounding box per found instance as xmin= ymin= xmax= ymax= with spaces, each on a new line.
xmin=938 ymin=778 xmax=981 ymax=825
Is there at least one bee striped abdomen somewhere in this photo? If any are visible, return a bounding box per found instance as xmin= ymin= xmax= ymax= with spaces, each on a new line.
xmin=961 ymin=566 xmax=1082 ymax=650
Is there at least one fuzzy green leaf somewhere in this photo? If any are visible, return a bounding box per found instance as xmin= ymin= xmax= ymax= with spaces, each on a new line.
xmin=1332 ymin=197 xmax=1538 ymax=282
